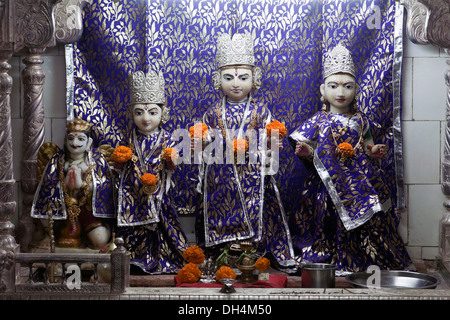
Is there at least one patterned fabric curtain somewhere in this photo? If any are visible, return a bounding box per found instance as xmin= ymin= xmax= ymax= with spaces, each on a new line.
xmin=69 ymin=0 xmax=404 ymax=217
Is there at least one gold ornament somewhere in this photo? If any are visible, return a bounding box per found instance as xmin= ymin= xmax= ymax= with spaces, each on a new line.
xmin=66 ymin=118 xmax=92 ymax=134
xmin=325 ymin=112 xmax=365 ymax=163
xmin=128 ymin=132 xmax=168 ymax=196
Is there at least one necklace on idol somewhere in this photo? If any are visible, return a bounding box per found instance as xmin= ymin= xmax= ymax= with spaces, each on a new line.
xmin=129 ymin=129 xmax=166 ymax=195
xmin=216 ymin=95 xmax=257 ymax=158
xmin=324 ymin=111 xmax=365 ymax=160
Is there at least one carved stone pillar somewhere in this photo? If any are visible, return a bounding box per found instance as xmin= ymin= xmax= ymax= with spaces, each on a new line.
xmin=14 ymin=0 xmax=61 ymax=252
xmin=0 ymin=0 xmax=19 ymax=293
xmin=19 ymin=47 xmax=46 ymax=252
xmin=0 ymin=50 xmax=19 ymax=292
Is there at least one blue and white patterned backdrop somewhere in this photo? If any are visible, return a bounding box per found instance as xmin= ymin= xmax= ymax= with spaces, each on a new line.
xmin=69 ymin=0 xmax=404 ymax=217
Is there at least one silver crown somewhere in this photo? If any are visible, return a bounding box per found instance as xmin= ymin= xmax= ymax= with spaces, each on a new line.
xmin=216 ymin=32 xmax=255 ymax=69
xmin=129 ymin=70 xmax=165 ymax=104
xmin=323 ymin=43 xmax=355 ymax=79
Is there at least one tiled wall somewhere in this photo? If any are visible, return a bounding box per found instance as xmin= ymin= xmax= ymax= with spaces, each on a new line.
xmin=402 ymin=40 xmax=449 ymax=260
xmin=8 ymin=36 xmax=450 ymax=260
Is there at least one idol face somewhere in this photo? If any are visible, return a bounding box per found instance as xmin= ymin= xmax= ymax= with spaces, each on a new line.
xmin=133 ymin=103 xmax=162 ymax=133
xmin=321 ymin=73 xmax=357 ymax=114
xmin=220 ymin=67 xmax=253 ymax=102
xmin=66 ymin=131 xmax=90 ymax=156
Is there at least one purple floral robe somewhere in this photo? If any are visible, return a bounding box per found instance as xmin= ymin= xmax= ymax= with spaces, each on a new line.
xmin=196 ymin=96 xmax=295 ymax=269
xmin=115 ymin=128 xmax=189 ymax=274
xmin=289 ymin=110 xmax=412 ymax=274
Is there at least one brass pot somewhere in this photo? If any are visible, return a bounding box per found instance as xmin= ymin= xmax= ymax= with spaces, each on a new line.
xmin=238 ymin=264 xmax=256 ymax=284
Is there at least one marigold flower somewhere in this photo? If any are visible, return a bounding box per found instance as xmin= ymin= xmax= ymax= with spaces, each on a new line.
xmin=177 ymin=263 xmax=202 ymax=283
xmin=162 ymin=147 xmax=178 ymax=162
xmin=140 ymin=173 xmax=158 ymax=186
xmin=266 ymin=120 xmax=287 ymax=138
xmin=189 ymin=123 xmax=209 ymax=139
xmin=233 ymin=139 xmax=249 ymax=154
xmin=254 ymin=257 xmax=270 ymax=272
xmin=338 ymin=142 xmax=354 ymax=157
xmin=183 ymin=245 xmax=205 ymax=264
xmin=112 ymin=145 xmax=132 ymax=163
xmin=215 ymin=266 xmax=236 ymax=281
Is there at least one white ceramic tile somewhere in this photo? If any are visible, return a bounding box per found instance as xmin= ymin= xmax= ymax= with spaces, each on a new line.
xmin=405 ymin=246 xmax=422 ymax=260
xmin=422 ymin=246 xmax=440 ymax=260
xmin=401 ymin=57 xmax=413 ymax=120
xmin=44 ymin=45 xmax=61 ymax=56
xmin=399 ymin=186 xmax=409 ymax=244
xmin=51 ymin=118 xmax=68 ymax=147
xmin=42 ymin=55 xmax=67 ymax=118
xmin=412 ymin=57 xmax=447 ymax=121
xmin=403 ymin=40 xmax=440 ymax=58
xmin=402 ymin=120 xmax=441 ymax=184
xmin=440 ymin=48 xmax=450 ymax=57
xmin=44 ymin=118 xmax=52 ymax=142
xmin=408 ymin=184 xmax=446 ymax=247
xmin=397 ymin=207 xmax=408 ymax=243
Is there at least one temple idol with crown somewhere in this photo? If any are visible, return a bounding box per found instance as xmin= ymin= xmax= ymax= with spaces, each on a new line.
xmin=31 ymin=118 xmax=115 ymax=251
xmin=113 ymin=69 xmax=190 ymax=274
xmin=194 ymin=31 xmax=296 ymax=272
xmin=289 ymin=43 xmax=413 ymax=275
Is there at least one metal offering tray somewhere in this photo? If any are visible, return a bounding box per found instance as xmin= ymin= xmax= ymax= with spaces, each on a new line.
xmin=346 ymin=270 xmax=438 ymax=289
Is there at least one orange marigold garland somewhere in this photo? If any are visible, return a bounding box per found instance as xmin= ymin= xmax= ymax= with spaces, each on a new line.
xmin=266 ymin=120 xmax=287 ymax=138
xmin=177 ymin=263 xmax=202 ymax=283
xmin=183 ymin=245 xmax=205 ymax=264
xmin=233 ymin=139 xmax=249 ymax=154
xmin=162 ymin=147 xmax=178 ymax=162
xmin=337 ymin=142 xmax=354 ymax=158
xmin=215 ymin=266 xmax=236 ymax=281
xmin=112 ymin=145 xmax=132 ymax=163
xmin=189 ymin=123 xmax=209 ymax=139
xmin=254 ymin=257 xmax=270 ymax=272
xmin=140 ymin=173 xmax=158 ymax=186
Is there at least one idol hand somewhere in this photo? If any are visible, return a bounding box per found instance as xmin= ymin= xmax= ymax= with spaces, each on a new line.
xmin=295 ymin=141 xmax=311 ymax=158
xmin=370 ymin=144 xmax=386 ymax=159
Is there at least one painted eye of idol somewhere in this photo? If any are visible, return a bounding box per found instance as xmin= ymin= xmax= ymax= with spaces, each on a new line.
xmin=327 ymin=83 xmax=354 ymax=90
